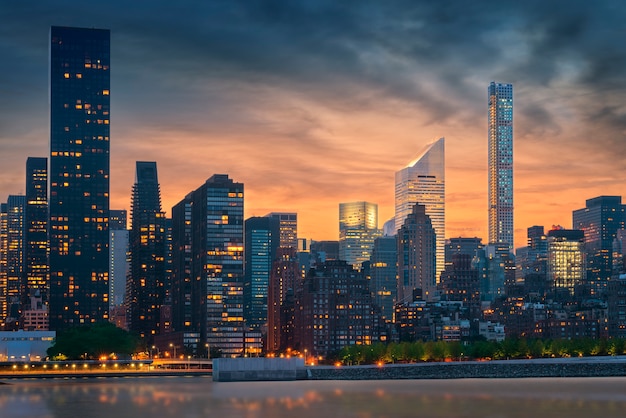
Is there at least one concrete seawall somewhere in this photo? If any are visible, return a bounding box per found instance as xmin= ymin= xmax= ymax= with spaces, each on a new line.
xmin=213 ymin=358 xmax=306 ymax=382
xmin=307 ymin=356 xmax=626 ymax=380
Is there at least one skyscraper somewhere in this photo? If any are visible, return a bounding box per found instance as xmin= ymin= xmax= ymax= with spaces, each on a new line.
xmin=573 ymin=196 xmax=625 ymax=296
xmin=24 ymin=157 xmax=48 ymax=307
xmin=547 ymin=227 xmax=585 ymax=299
xmin=488 ymin=82 xmax=514 ymax=250
xmin=265 ymin=212 xmax=297 ymax=250
xmin=397 ymin=204 xmax=436 ymax=303
xmin=171 ymin=175 xmax=260 ymax=356
xmin=4 ymin=195 xmax=26 ymax=327
xmin=395 ymin=137 xmax=445 ymax=283
xmin=108 ymin=209 xmax=128 ymax=308
xmin=127 ymin=162 xmax=166 ymax=342
xmin=243 ymin=216 xmax=279 ymax=331
xmin=369 ymin=236 xmax=397 ymax=323
xmin=339 ymin=201 xmax=382 ymax=270
xmin=49 ymin=26 xmax=111 ymax=329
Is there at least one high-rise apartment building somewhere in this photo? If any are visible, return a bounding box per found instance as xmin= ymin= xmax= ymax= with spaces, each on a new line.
xmin=395 ymin=137 xmax=445 ymax=282
xmin=25 ymin=158 xmax=48 ymax=307
xmin=243 ymin=216 xmax=280 ymax=331
xmin=0 ymin=204 xmax=7 ymax=327
xmin=49 ymin=26 xmax=110 ymax=329
xmin=265 ymin=213 xmax=297 ymax=250
xmin=4 ymin=195 xmax=26 ymax=328
xmin=488 ymin=82 xmax=514 ymax=250
xmin=397 ymin=204 xmax=436 ymax=303
xmin=127 ymin=162 xmax=166 ymax=342
xmin=573 ymin=196 xmax=625 ymax=296
xmin=171 ymin=175 xmax=260 ymax=356
xmin=339 ymin=201 xmax=382 ymax=270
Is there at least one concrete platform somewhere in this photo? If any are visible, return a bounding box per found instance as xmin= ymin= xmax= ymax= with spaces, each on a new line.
xmin=212 ymin=357 xmax=306 ymax=382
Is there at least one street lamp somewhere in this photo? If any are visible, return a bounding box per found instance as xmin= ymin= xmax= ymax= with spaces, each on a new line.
xmin=205 ymin=343 xmax=210 ymax=359
xmin=169 ymin=343 xmax=177 ymax=359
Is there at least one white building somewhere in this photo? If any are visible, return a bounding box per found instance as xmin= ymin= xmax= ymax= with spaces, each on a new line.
xmin=0 ymin=330 xmax=56 ymax=361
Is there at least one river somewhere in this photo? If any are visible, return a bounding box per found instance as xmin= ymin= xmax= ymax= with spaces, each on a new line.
xmin=1 ymin=376 xmax=625 ymax=417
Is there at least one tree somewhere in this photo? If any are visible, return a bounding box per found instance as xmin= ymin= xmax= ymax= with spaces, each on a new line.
xmin=47 ymin=322 xmax=140 ymax=360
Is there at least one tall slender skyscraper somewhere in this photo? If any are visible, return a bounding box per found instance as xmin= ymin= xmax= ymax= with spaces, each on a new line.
xmin=339 ymin=201 xmax=382 ymax=270
xmin=395 ymin=137 xmax=445 ymax=282
xmin=127 ymin=162 xmax=166 ymax=342
xmin=265 ymin=213 xmax=297 ymax=250
xmin=25 ymin=157 xmax=48 ymax=306
xmin=244 ymin=216 xmax=279 ymax=331
xmin=49 ymin=26 xmax=111 ymax=329
xmin=488 ymin=82 xmax=514 ymax=250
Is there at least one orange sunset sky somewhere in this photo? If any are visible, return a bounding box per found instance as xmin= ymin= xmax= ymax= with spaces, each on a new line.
xmin=1 ymin=1 xmax=625 ymax=250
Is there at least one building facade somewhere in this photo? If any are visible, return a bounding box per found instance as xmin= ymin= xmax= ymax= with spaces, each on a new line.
xmin=244 ymin=216 xmax=280 ymax=332
xmin=547 ymin=228 xmax=585 ymax=299
xmin=109 ymin=209 xmax=128 ymax=309
xmin=265 ymin=212 xmax=297 ymax=250
xmin=397 ymin=204 xmax=436 ymax=303
xmin=338 ymin=201 xmax=382 ymax=270
xmin=488 ymin=82 xmax=514 ymax=250
xmin=24 ymin=157 xmax=48 ymax=309
xmin=49 ymin=26 xmax=111 ymax=329
xmin=127 ymin=162 xmax=166 ymax=342
xmin=369 ymin=236 xmax=397 ymax=323
xmin=395 ymin=138 xmax=445 ymax=283
xmin=573 ymin=196 xmax=625 ymax=297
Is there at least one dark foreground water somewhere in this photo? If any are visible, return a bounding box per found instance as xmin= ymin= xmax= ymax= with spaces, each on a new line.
xmin=1 ymin=376 xmax=625 ymax=418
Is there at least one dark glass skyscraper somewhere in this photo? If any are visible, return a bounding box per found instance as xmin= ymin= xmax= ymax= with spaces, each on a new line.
xmin=127 ymin=162 xmax=166 ymax=342
xmin=573 ymin=196 xmax=625 ymax=297
xmin=49 ymin=26 xmax=110 ymax=329
xmin=25 ymin=157 xmax=48 ymax=307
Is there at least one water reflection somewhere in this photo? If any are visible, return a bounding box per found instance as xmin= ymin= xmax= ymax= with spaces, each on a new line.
xmin=0 ymin=377 xmax=625 ymax=418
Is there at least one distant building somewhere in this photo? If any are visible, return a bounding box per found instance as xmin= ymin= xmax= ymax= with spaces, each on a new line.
xmin=244 ymin=216 xmax=280 ymax=332
xmin=310 ymin=240 xmax=339 ymax=267
xmin=24 ymin=157 xmax=48 ymax=309
xmin=445 ymin=237 xmax=483 ymax=262
xmin=4 ymin=195 xmax=26 ymax=329
xmin=267 ymin=247 xmax=300 ymax=353
xmin=265 ymin=212 xmax=297 ymax=250
xmin=395 ymin=138 xmax=445 ymax=282
xmin=573 ymin=196 xmax=625 ymax=297
xmin=397 ymin=204 xmax=436 ymax=302
xmin=369 ymin=236 xmax=397 ymax=323
xmin=338 ymin=201 xmax=382 ymax=270
xmin=294 ymin=261 xmax=386 ymax=358
xmin=49 ymin=26 xmax=111 ymax=330
xmin=0 ymin=330 xmax=55 ymax=361
xmin=547 ymin=227 xmax=585 ymax=300
xmin=439 ymin=254 xmax=481 ymax=319
xmin=0 ymin=204 xmax=7 ymax=327
xmin=488 ymin=82 xmax=514 ymax=251
xmin=109 ymin=209 xmax=128 ymax=309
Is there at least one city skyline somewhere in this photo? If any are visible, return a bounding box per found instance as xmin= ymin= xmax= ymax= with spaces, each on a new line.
xmin=1 ymin=2 xmax=626 ymax=250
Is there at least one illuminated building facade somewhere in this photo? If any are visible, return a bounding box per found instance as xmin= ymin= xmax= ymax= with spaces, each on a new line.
xmin=547 ymin=228 xmax=585 ymax=299
xmin=294 ymin=260 xmax=385 ymax=358
xmin=338 ymin=201 xmax=382 ymax=270
xmin=243 ymin=216 xmax=279 ymax=331
xmin=265 ymin=212 xmax=297 ymax=250
xmin=573 ymin=196 xmax=625 ymax=296
xmin=49 ymin=26 xmax=110 ymax=329
xmin=172 ymin=175 xmax=260 ymax=356
xmin=4 ymin=195 xmax=26 ymax=328
xmin=488 ymin=82 xmax=514 ymax=250
xmin=395 ymin=137 xmax=445 ymax=283
xmin=267 ymin=247 xmax=299 ymax=353
xmin=24 ymin=157 xmax=48 ymax=308
xmin=0 ymin=205 xmax=7 ymax=327
xmin=397 ymin=204 xmax=436 ymax=303
xmin=127 ymin=162 xmax=166 ymax=343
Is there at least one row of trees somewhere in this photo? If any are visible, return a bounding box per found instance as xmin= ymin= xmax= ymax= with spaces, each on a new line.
xmin=47 ymin=323 xmax=140 ymax=360
xmin=332 ymin=337 xmax=626 ymax=365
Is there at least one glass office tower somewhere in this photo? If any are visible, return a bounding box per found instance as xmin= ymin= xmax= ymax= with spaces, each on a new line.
xmin=49 ymin=26 xmax=111 ymax=329
xmin=395 ymin=137 xmax=445 ymax=282
xmin=488 ymin=82 xmax=514 ymax=250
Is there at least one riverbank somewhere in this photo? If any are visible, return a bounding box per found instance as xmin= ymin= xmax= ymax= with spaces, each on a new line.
xmin=307 ymin=356 xmax=626 ymax=380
